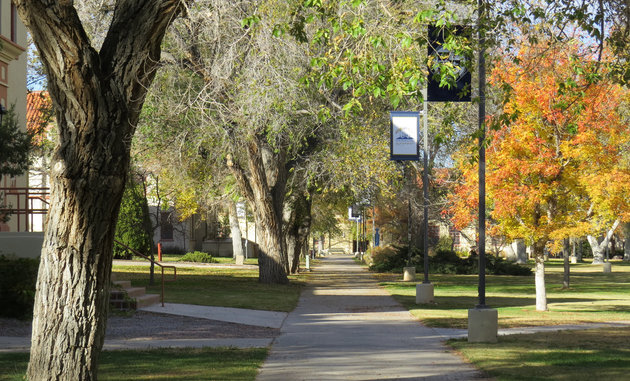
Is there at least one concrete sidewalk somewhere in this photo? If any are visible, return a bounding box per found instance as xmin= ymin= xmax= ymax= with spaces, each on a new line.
xmin=140 ymin=303 xmax=287 ymax=328
xmin=256 ymin=254 xmax=488 ymax=381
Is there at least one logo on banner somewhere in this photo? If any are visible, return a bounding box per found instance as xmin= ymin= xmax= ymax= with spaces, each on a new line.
xmin=390 ymin=111 xmax=420 ymax=161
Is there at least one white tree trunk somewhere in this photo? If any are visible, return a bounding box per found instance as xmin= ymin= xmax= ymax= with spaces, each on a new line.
xmin=533 ymin=241 xmax=548 ymax=311
xmin=535 ymin=255 xmax=547 ymax=311
xmin=624 ymin=222 xmax=630 ymax=262
xmin=587 ymin=235 xmax=605 ymax=264
xmin=587 ymin=219 xmax=620 ymax=264
xmin=228 ymin=200 xmax=244 ymax=264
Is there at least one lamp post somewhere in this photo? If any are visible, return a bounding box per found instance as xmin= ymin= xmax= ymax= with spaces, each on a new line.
xmin=467 ymin=0 xmax=498 ymax=343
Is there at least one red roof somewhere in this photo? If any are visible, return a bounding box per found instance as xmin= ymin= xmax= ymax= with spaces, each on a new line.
xmin=26 ymin=91 xmax=53 ymax=145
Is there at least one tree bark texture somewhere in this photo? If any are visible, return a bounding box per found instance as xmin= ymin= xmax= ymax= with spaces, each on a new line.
xmin=227 ymin=138 xmax=289 ymax=284
xmin=533 ymin=240 xmax=548 ymax=311
xmin=283 ymin=191 xmax=312 ymax=274
xmin=562 ymin=237 xmax=570 ymax=289
xmin=15 ymin=2 xmax=182 ymax=380
xmin=228 ymin=200 xmax=244 ymax=262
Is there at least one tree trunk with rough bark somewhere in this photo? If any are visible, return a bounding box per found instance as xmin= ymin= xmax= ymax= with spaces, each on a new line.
xmin=533 ymin=240 xmax=548 ymax=311
xmin=227 ymin=138 xmax=289 ymax=284
xmin=15 ymin=2 xmax=181 ymax=380
xmin=228 ymin=200 xmax=244 ymax=264
xmin=284 ymin=192 xmax=312 ymax=274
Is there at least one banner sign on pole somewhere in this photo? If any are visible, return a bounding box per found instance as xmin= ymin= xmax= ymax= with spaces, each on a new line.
xmin=348 ymin=205 xmax=361 ymax=221
xmin=427 ymin=24 xmax=472 ymax=102
xmin=390 ymin=111 xmax=420 ymax=161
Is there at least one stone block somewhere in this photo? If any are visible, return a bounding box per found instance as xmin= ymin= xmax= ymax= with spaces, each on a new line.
xmin=468 ymin=308 xmax=498 ymax=343
xmin=416 ymin=283 xmax=434 ymax=304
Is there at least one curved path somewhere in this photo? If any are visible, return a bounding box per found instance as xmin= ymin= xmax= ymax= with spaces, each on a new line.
xmin=257 ymin=254 xmax=488 ymax=381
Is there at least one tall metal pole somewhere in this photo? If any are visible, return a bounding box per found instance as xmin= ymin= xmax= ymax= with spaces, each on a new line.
xmin=422 ymin=90 xmax=430 ymax=284
xmin=477 ymin=0 xmax=487 ymax=308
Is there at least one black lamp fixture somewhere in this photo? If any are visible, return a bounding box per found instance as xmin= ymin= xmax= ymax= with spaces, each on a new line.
xmin=0 ymin=104 xmax=7 ymax=125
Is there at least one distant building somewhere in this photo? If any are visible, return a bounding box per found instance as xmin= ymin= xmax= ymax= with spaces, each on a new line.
xmin=0 ymin=5 xmax=28 ymax=232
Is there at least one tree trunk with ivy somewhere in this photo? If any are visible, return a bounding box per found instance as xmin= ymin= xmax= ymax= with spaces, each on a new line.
xmin=15 ymin=2 xmax=182 ymax=379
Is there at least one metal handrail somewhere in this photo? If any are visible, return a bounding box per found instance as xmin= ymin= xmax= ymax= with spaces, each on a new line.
xmin=113 ymin=239 xmax=176 ymax=307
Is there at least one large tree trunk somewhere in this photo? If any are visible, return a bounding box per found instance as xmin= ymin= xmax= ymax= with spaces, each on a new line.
xmin=284 ymin=191 xmax=312 ymax=274
xmin=624 ymin=222 xmax=630 ymax=261
xmin=227 ymin=138 xmax=289 ymax=284
xmin=587 ymin=219 xmax=620 ymax=264
xmin=16 ymin=2 xmax=181 ymax=379
xmin=228 ymin=200 xmax=244 ymax=264
xmin=533 ymin=240 xmax=548 ymax=311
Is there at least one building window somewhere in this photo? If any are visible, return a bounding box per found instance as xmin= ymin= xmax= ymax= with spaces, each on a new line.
xmin=10 ymin=2 xmax=16 ymax=42
xmin=160 ymin=211 xmax=174 ymax=241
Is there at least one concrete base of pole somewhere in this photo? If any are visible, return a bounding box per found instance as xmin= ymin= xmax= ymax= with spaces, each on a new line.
xmin=603 ymin=262 xmax=612 ymax=273
xmin=468 ymin=308 xmax=498 ymax=343
xmin=403 ymin=267 xmax=416 ymax=281
xmin=415 ymin=283 xmax=434 ymax=304
xmin=235 ymin=255 xmax=244 ymax=266
xmin=305 ymin=255 xmax=311 ymax=271
xmin=570 ymin=256 xmax=577 ymax=264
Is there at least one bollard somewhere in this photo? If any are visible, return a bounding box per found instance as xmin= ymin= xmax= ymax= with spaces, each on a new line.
xmin=157 ymin=242 xmax=162 ymax=262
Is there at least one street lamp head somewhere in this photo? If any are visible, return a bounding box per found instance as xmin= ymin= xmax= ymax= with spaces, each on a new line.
xmin=0 ymin=104 xmax=6 ymax=125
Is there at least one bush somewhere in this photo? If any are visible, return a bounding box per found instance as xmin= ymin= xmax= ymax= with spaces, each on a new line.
xmin=369 ymin=245 xmax=422 ymax=273
xmin=368 ymin=245 xmax=531 ymax=276
xmin=0 ymin=255 xmax=39 ymax=319
xmin=114 ymin=176 xmax=152 ymax=260
xmin=179 ymin=251 xmax=216 ymax=263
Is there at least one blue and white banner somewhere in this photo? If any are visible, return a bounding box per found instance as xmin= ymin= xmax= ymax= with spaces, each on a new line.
xmin=390 ymin=111 xmax=420 ymax=161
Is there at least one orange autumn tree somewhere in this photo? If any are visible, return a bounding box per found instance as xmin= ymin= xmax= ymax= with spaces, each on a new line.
xmin=450 ymin=37 xmax=630 ymax=311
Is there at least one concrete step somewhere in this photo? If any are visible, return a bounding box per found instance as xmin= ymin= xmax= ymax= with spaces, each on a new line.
xmin=124 ymin=287 xmax=147 ymax=298
xmin=110 ymin=280 xmax=160 ymax=310
xmin=136 ymin=294 xmax=161 ymax=308
xmin=112 ymin=280 xmax=132 ymax=289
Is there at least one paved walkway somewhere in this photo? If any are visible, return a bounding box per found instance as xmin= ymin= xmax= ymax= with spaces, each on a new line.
xmin=140 ymin=303 xmax=287 ymax=328
xmin=256 ymin=254 xmax=488 ymax=380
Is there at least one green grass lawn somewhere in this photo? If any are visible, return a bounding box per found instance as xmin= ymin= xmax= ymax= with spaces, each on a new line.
xmin=380 ymin=259 xmax=630 ymax=328
xmin=377 ymin=258 xmax=630 ymax=380
xmin=113 ymin=264 xmax=304 ymax=312
xmin=0 ymin=347 xmax=267 ymax=381
xmin=449 ymin=327 xmax=630 ymax=381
